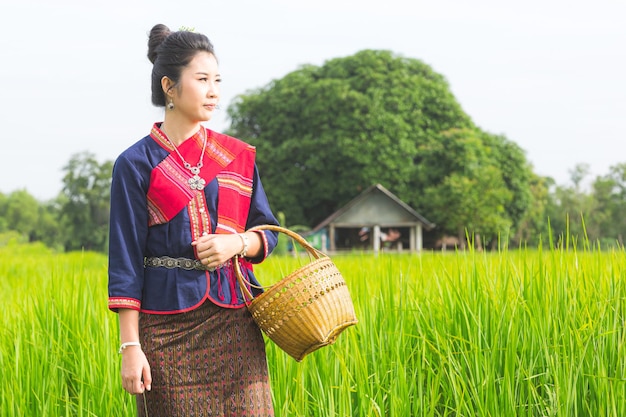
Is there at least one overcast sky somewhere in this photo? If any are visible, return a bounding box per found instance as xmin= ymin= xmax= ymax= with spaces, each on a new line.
xmin=1 ymin=0 xmax=624 ymax=200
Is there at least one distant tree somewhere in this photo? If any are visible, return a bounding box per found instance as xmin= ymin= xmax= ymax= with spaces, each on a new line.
xmin=590 ymin=163 xmax=626 ymax=247
xmin=0 ymin=189 xmax=39 ymax=240
xmin=513 ymin=163 xmax=626 ymax=250
xmin=0 ymin=192 xmax=7 ymax=233
xmin=414 ymin=128 xmax=517 ymax=248
xmin=227 ymin=49 xmax=474 ymax=227
xmin=513 ymin=174 xmax=553 ymax=247
xmin=31 ymin=199 xmax=65 ymax=251
xmin=60 ymin=152 xmax=113 ymax=252
xmin=0 ymin=190 xmax=63 ymax=248
xmin=570 ymin=163 xmax=591 ymax=190
xmin=544 ymin=163 xmax=596 ymax=248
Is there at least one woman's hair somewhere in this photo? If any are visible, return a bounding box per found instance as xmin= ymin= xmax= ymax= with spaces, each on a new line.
xmin=147 ymin=24 xmax=216 ymax=107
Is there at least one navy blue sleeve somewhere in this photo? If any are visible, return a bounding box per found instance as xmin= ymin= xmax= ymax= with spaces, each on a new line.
xmin=107 ymin=153 xmax=150 ymax=311
xmin=245 ymin=164 xmax=279 ymax=263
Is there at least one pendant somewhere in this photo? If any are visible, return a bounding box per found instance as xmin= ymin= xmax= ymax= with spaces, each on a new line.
xmin=188 ymin=174 xmax=206 ymax=190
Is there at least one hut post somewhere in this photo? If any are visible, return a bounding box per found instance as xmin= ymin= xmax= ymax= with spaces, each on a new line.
xmin=329 ymin=226 xmax=336 ymax=252
xmin=373 ymin=225 xmax=381 ymax=254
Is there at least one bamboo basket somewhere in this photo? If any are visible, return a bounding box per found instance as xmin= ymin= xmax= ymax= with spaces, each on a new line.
xmin=234 ymin=225 xmax=358 ymax=361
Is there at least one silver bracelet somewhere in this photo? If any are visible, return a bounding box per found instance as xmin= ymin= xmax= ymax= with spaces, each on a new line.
xmin=238 ymin=233 xmax=249 ymax=257
xmin=118 ymin=341 xmax=141 ymax=354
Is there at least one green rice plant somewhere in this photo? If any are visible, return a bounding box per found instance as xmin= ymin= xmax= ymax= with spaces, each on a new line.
xmin=261 ymin=246 xmax=626 ymax=416
xmin=2 ymin=240 xmax=626 ymax=416
xmin=0 ymin=243 xmax=134 ymax=416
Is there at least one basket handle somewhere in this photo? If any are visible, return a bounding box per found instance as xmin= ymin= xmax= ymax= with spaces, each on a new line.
xmin=234 ymin=225 xmax=326 ymax=303
xmin=248 ymin=224 xmax=325 ymax=259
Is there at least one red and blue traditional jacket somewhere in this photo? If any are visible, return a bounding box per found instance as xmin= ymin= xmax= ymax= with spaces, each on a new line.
xmin=108 ymin=123 xmax=279 ymax=314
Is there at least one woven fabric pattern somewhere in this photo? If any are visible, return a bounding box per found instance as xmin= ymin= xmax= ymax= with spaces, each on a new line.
xmin=137 ymin=301 xmax=274 ymax=417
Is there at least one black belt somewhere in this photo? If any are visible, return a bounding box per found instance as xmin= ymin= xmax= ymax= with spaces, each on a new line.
xmin=144 ymin=256 xmax=214 ymax=271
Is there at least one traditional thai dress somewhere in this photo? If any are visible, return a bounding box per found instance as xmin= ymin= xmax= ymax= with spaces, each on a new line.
xmin=108 ymin=123 xmax=278 ymax=417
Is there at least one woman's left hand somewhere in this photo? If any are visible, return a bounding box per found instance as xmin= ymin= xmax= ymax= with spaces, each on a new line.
xmin=192 ymin=233 xmax=242 ymax=269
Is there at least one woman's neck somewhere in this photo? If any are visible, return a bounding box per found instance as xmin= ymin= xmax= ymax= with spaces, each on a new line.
xmin=161 ymin=115 xmax=201 ymax=146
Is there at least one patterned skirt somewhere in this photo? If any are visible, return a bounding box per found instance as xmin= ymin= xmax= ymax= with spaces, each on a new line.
xmin=136 ymin=300 xmax=274 ymax=417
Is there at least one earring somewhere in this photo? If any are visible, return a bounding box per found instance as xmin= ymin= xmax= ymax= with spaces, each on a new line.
xmin=167 ymin=100 xmax=174 ymax=110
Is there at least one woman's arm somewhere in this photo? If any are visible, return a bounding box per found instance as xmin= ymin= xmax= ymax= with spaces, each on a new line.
xmin=118 ymin=308 xmax=152 ymax=394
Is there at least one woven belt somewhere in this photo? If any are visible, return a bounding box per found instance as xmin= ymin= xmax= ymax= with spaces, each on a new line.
xmin=144 ymin=256 xmax=213 ymax=271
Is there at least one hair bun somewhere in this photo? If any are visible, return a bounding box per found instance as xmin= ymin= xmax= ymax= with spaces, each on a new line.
xmin=147 ymin=24 xmax=171 ymax=64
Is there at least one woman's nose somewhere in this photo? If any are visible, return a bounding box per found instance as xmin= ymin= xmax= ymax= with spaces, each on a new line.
xmin=208 ymin=82 xmax=219 ymax=98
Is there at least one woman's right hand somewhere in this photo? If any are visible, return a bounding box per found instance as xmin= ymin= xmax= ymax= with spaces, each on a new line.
xmin=121 ymin=345 xmax=152 ymax=394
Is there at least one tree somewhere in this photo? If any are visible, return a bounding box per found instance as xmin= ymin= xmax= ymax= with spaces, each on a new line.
xmin=0 ymin=192 xmax=8 ymax=233
xmin=1 ymin=189 xmax=40 ymax=240
xmin=60 ymin=152 xmax=113 ymax=252
xmin=31 ymin=199 xmax=65 ymax=251
xmin=414 ymin=128 xmax=515 ymax=248
xmin=481 ymin=132 xmax=533 ymax=231
xmin=227 ymin=49 xmax=474 ymax=227
xmin=590 ymin=163 xmax=626 ymax=246
xmin=543 ymin=163 xmax=597 ymax=248
xmin=513 ymin=174 xmax=553 ymax=247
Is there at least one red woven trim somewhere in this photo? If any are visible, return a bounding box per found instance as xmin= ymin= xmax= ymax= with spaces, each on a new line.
xmin=188 ymin=192 xmax=211 ymax=242
xmin=147 ymin=154 xmax=197 ymax=226
xmin=215 ymin=216 xmax=241 ymax=234
xmin=139 ymin=297 xmax=246 ymax=313
xmin=214 ymin=150 xmax=255 ymax=235
xmin=205 ymin=135 xmax=240 ymax=167
xmin=150 ymin=123 xmax=174 ymax=151
xmin=217 ymin=171 xmax=253 ymax=196
xmin=108 ymin=297 xmax=141 ymax=311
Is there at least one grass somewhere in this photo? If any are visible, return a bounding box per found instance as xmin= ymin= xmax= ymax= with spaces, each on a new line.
xmin=1 ymin=240 xmax=626 ymax=416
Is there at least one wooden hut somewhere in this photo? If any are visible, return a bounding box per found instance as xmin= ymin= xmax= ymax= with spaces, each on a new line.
xmin=309 ymin=184 xmax=435 ymax=253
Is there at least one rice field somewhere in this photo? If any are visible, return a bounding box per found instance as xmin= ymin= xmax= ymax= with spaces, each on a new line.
xmin=1 ymin=240 xmax=626 ymax=416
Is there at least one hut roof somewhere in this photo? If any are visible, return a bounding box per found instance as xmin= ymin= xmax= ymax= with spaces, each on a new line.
xmin=312 ymin=183 xmax=435 ymax=231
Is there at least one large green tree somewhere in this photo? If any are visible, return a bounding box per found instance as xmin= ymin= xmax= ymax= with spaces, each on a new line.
xmin=228 ymin=49 xmax=474 ymax=227
xmin=227 ymin=49 xmax=533 ymax=242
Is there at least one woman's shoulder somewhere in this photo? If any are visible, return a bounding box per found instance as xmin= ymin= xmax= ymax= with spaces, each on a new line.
xmin=115 ymin=134 xmax=166 ymax=166
xmin=117 ymin=134 xmax=156 ymax=156
xmin=207 ymin=129 xmax=256 ymax=159
xmin=207 ymin=128 xmax=255 ymax=152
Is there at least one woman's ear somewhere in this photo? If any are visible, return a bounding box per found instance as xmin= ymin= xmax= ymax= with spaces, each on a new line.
xmin=161 ymin=76 xmax=174 ymax=97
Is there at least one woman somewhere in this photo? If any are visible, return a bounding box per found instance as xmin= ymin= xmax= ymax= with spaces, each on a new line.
xmin=108 ymin=24 xmax=278 ymax=416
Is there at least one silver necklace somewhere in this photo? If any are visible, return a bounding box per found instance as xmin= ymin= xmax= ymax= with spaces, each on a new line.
xmin=164 ymin=126 xmax=208 ymax=191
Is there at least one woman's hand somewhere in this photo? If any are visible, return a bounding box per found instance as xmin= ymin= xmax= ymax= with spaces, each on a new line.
xmin=192 ymin=232 xmax=262 ymax=269
xmin=121 ymin=345 xmax=151 ymax=394
xmin=192 ymin=233 xmax=243 ymax=269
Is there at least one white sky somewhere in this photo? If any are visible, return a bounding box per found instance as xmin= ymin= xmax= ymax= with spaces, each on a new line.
xmin=1 ymin=0 xmax=624 ymax=200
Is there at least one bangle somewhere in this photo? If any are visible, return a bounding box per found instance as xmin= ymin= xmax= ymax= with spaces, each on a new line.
xmin=238 ymin=233 xmax=249 ymax=257
xmin=118 ymin=341 xmax=141 ymax=354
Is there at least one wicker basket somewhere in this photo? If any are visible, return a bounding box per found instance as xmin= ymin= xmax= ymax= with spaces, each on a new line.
xmin=234 ymin=225 xmax=358 ymax=361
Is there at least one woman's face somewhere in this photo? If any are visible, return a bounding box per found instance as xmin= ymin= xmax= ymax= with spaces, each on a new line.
xmin=171 ymin=51 xmax=221 ymax=122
